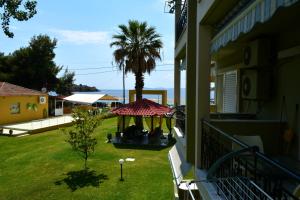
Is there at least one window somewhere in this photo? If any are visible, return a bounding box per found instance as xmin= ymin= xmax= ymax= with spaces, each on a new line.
xmin=210 ymin=82 xmax=216 ymax=105
xmin=10 ymin=103 xmax=20 ymax=114
xmin=223 ymin=70 xmax=237 ymax=113
xmin=56 ymin=101 xmax=62 ymax=109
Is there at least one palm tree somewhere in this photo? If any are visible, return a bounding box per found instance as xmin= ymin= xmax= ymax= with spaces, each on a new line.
xmin=110 ymin=20 xmax=163 ymax=130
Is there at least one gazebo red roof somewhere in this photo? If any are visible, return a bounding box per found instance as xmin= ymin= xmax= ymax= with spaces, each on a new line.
xmin=112 ymin=98 xmax=171 ymax=116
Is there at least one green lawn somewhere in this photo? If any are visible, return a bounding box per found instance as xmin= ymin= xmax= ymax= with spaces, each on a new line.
xmin=0 ymin=117 xmax=174 ymax=200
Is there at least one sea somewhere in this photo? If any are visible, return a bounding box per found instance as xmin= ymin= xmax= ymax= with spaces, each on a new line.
xmin=75 ymin=88 xmax=186 ymax=105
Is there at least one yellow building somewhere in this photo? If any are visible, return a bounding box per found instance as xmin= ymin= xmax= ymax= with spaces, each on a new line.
xmin=0 ymin=82 xmax=48 ymax=125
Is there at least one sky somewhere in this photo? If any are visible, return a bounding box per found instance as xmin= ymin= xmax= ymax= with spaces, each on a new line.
xmin=0 ymin=0 xmax=186 ymax=90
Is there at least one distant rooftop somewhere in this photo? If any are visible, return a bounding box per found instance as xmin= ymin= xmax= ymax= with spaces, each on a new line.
xmin=0 ymin=82 xmax=45 ymax=96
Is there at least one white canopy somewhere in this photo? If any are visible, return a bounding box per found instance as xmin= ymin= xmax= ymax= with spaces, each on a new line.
xmin=64 ymin=94 xmax=106 ymax=104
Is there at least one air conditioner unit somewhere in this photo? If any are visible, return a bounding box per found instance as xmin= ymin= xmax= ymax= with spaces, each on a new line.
xmin=241 ymin=69 xmax=272 ymax=100
xmin=39 ymin=96 xmax=47 ymax=104
xmin=243 ymin=39 xmax=271 ymax=67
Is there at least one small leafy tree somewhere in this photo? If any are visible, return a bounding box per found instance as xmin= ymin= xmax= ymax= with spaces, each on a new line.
xmin=63 ymin=108 xmax=101 ymax=170
xmin=56 ymin=69 xmax=75 ymax=95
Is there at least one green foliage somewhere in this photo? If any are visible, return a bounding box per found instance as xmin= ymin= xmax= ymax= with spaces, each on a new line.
xmin=0 ymin=52 xmax=12 ymax=80
xmin=72 ymin=83 xmax=99 ymax=92
xmin=99 ymin=112 xmax=116 ymax=120
xmin=56 ymin=69 xmax=75 ymax=95
xmin=0 ymin=117 xmax=173 ymax=200
xmin=110 ymin=20 xmax=163 ymax=77
xmin=0 ymin=0 xmax=37 ymax=37
xmin=110 ymin=20 xmax=163 ymax=130
xmin=26 ymin=103 xmax=37 ymax=111
xmin=0 ymin=34 xmax=62 ymax=91
xmin=63 ymin=108 xmax=102 ymax=169
xmin=0 ymin=34 xmax=96 ymax=95
xmin=43 ymin=108 xmax=48 ymax=118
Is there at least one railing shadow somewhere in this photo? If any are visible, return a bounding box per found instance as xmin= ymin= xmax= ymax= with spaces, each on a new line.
xmin=201 ymin=119 xmax=300 ymax=199
xmin=55 ymin=169 xmax=108 ymax=191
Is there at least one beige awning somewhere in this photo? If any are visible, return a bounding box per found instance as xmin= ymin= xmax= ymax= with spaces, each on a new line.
xmin=64 ymin=93 xmax=119 ymax=104
xmin=99 ymin=94 xmax=119 ymax=101
xmin=64 ymin=94 xmax=105 ymax=104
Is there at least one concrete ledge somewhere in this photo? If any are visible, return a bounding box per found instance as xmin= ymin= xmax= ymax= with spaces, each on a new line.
xmin=0 ymin=122 xmax=74 ymax=137
xmin=173 ymin=127 xmax=187 ymax=160
xmin=195 ymin=168 xmax=221 ymax=200
xmin=28 ymin=122 xmax=74 ymax=135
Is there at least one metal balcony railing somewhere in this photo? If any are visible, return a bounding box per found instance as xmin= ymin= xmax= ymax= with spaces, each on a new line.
xmin=176 ymin=0 xmax=187 ymax=41
xmin=199 ymin=119 xmax=300 ymax=200
xmin=175 ymin=105 xmax=185 ymax=135
xmin=167 ymin=105 xmax=185 ymax=136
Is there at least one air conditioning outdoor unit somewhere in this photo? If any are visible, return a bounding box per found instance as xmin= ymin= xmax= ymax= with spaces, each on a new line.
xmin=243 ymin=39 xmax=271 ymax=68
xmin=241 ymin=69 xmax=271 ymax=100
xmin=39 ymin=96 xmax=47 ymax=104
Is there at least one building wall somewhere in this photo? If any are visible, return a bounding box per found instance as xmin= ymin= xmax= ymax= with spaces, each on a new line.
xmin=259 ymin=55 xmax=300 ymax=158
xmin=214 ymin=34 xmax=300 ymax=158
xmin=0 ymin=95 xmax=48 ymax=125
xmin=211 ymin=120 xmax=283 ymax=156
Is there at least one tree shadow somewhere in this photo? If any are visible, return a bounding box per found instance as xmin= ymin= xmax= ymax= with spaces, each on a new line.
xmin=112 ymin=136 xmax=176 ymax=151
xmin=55 ymin=169 xmax=108 ymax=192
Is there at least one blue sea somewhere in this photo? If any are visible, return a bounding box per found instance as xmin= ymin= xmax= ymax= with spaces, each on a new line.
xmin=76 ymin=88 xmax=186 ymax=105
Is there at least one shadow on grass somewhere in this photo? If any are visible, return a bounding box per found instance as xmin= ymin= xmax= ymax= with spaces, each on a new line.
xmin=55 ymin=169 xmax=108 ymax=191
xmin=112 ymin=137 xmax=176 ymax=151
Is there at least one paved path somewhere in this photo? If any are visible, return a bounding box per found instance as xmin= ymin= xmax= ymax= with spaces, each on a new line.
xmin=0 ymin=115 xmax=73 ymax=136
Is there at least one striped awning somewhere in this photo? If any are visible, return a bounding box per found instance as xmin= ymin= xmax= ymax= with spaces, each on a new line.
xmin=211 ymin=0 xmax=299 ymax=53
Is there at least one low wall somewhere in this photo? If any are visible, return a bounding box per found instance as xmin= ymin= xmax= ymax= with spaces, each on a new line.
xmin=210 ymin=120 xmax=284 ymax=156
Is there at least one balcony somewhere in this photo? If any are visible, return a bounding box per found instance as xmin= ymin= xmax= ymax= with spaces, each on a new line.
xmin=176 ymin=0 xmax=187 ymax=41
xmin=175 ymin=105 xmax=185 ymax=135
xmin=189 ymin=119 xmax=300 ymax=199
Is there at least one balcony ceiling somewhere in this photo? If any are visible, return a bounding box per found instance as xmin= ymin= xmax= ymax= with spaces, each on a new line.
xmin=201 ymin=0 xmax=240 ymax=25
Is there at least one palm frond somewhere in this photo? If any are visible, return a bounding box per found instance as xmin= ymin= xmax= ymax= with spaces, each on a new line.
xmin=110 ymin=20 xmax=163 ymax=86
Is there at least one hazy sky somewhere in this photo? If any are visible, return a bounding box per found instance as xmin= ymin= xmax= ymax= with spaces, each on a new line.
xmin=0 ymin=0 xmax=186 ymax=90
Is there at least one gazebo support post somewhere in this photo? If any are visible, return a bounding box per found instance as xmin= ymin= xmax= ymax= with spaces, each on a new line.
xmin=159 ymin=116 xmax=162 ymax=129
xmin=169 ymin=118 xmax=172 ymax=135
xmin=117 ymin=116 xmax=120 ymax=132
xmin=122 ymin=116 xmax=125 ymax=133
xmin=151 ymin=116 xmax=154 ymax=132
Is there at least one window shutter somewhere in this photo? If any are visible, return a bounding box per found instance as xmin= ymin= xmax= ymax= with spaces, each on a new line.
xmin=223 ymin=71 xmax=237 ymax=113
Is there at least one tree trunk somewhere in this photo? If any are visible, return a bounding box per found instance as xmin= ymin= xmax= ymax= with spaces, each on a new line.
xmin=135 ymin=71 xmax=144 ymax=130
xmin=122 ymin=60 xmax=125 ymax=105
xmin=84 ymin=150 xmax=88 ymax=170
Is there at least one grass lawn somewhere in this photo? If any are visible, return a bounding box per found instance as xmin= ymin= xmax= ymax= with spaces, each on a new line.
xmin=0 ymin=117 xmax=174 ymax=200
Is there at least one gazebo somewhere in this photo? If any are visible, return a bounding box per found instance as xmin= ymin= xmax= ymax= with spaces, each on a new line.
xmin=112 ymin=98 xmax=172 ymax=135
